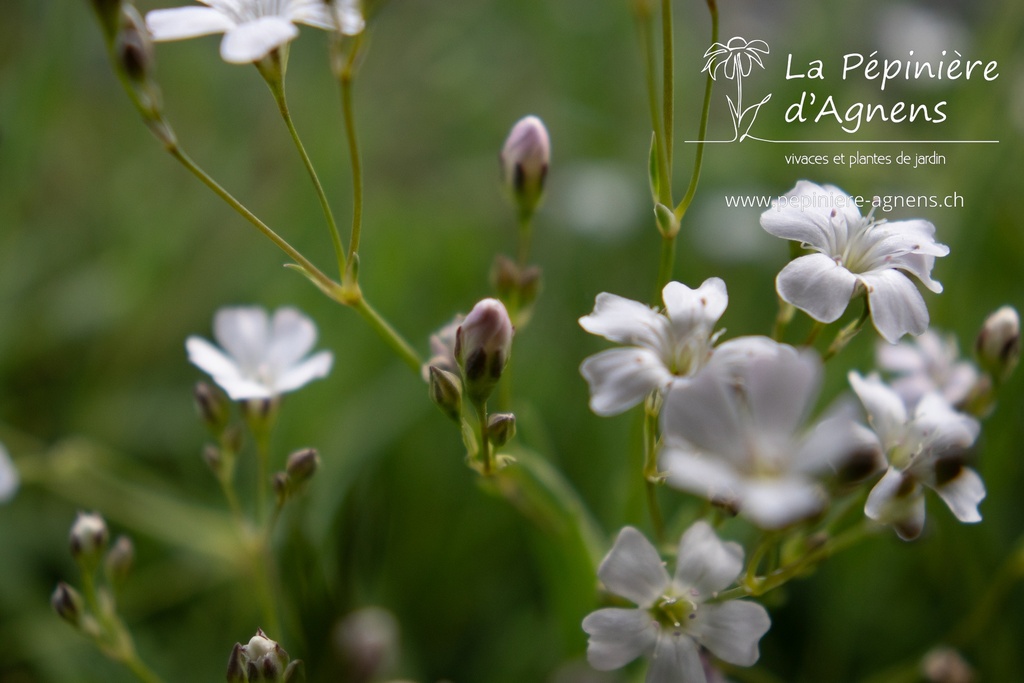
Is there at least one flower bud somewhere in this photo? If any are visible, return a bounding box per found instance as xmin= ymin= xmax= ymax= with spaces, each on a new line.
xmin=455 ymin=299 xmax=513 ymax=406
xmin=51 ymin=582 xmax=85 ymax=627
xmin=486 ymin=413 xmax=516 ymax=448
xmin=976 ymin=305 xmax=1020 ymax=382
xmin=226 ymin=642 xmax=247 ymax=683
xmin=272 ymin=472 xmax=290 ymax=507
xmin=428 ymin=366 xmax=463 ymax=422
xmin=69 ymin=512 xmax=109 ymax=572
xmin=117 ymin=5 xmax=154 ymax=84
xmin=240 ymin=629 xmax=291 ymax=682
xmin=194 ymin=382 xmax=230 ymax=436
xmin=105 ymin=535 xmax=135 ymax=589
xmin=286 ymin=448 xmax=320 ymax=484
xmin=500 ymin=115 xmax=550 ymax=216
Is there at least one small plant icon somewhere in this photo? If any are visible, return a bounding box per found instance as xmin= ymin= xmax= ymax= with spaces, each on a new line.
xmin=703 ymin=37 xmax=772 ymax=141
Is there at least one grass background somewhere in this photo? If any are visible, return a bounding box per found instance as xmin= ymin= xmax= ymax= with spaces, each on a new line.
xmin=1 ymin=0 xmax=1022 ymax=681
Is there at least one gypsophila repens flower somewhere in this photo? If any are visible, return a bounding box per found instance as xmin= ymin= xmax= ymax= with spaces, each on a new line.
xmin=661 ymin=337 xmax=884 ymax=529
xmin=146 ymin=0 xmax=363 ymax=65
xmin=849 ymin=372 xmax=984 ymax=541
xmin=579 ymin=278 xmax=727 ymax=416
xmin=875 ymin=330 xmax=979 ymax=410
xmin=186 ymin=306 xmax=333 ymax=401
xmin=582 ymin=523 xmax=770 ymax=683
xmin=761 ymin=181 xmax=949 ymax=343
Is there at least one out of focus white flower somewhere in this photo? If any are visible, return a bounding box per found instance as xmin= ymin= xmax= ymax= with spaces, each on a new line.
xmin=146 ymin=0 xmax=363 ymax=65
xmin=187 ymin=306 xmax=333 ymax=400
xmin=976 ymin=306 xmax=1020 ymax=382
xmin=850 ymin=372 xmax=984 ymax=541
xmin=582 ymin=524 xmax=770 ymax=683
xmin=0 ymin=443 xmax=19 ymax=503
xmin=761 ymin=181 xmax=948 ymax=343
xmin=876 ymin=330 xmax=979 ymax=409
xmin=661 ymin=338 xmax=883 ymax=529
xmin=579 ymin=278 xmax=727 ymax=416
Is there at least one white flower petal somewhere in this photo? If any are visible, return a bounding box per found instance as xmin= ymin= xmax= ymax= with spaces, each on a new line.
xmin=694 ymin=601 xmax=771 ymax=667
xmin=911 ymin=393 xmax=980 ymax=455
xmin=267 ymin=307 xmax=318 ymax=371
xmin=744 ymin=343 xmax=821 ymax=440
xmin=214 ymin=307 xmax=270 ymax=371
xmin=861 ymin=269 xmax=929 ymax=342
xmin=220 ymin=16 xmax=299 ymax=63
xmin=739 ymin=478 xmax=825 ymax=529
xmin=776 ymin=254 xmax=858 ymax=323
xmin=661 ymin=369 xmax=746 ymax=466
xmin=647 ymin=632 xmax=705 ymax=683
xmin=848 ymin=372 xmax=908 ymax=449
xmin=580 ymin=348 xmax=673 ymax=416
xmin=891 ymin=252 xmax=943 ymax=293
xmin=0 ymin=444 xmax=19 ymax=504
xmin=932 ymin=467 xmax=985 ymax=523
xmin=582 ymin=608 xmax=658 ymax=671
xmin=273 ymin=350 xmax=333 ymax=394
xmin=865 ymin=467 xmax=926 ymax=540
xmin=580 ymin=292 xmax=669 ymax=350
xmin=674 ymin=521 xmax=744 ymax=597
xmin=146 ymin=7 xmax=236 ymax=41
xmin=597 ymin=527 xmax=670 ymax=608
xmin=661 ymin=449 xmax=743 ymax=507
xmin=661 ymin=278 xmax=728 ymax=340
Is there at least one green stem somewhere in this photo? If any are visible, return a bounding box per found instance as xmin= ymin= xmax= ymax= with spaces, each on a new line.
xmin=823 ymin=301 xmax=871 ymax=361
xmin=477 ymin=402 xmax=493 ymax=476
xmin=673 ymin=0 xmax=717 ymax=220
xmin=654 ymin=231 xmax=676 ymax=297
xmin=166 ymin=145 xmax=337 ymax=295
xmin=635 ymin=7 xmax=672 ymax=208
xmin=642 ymin=395 xmax=666 ymax=544
xmin=337 ymin=35 xmax=366 ymax=276
xmin=261 ymin=62 xmax=347 ymax=280
xmin=772 ymin=297 xmax=795 ymax=341
xmin=348 ymin=293 xmax=424 ymax=374
xmin=517 ymin=210 xmax=534 ymax=268
xmin=660 ymin=0 xmax=674 ymax=172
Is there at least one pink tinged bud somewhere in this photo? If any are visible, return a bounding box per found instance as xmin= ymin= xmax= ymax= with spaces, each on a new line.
xmin=486 ymin=412 xmax=516 ymax=448
xmin=501 ymin=115 xmax=550 ymax=214
xmin=428 ymin=366 xmax=463 ymax=423
xmin=976 ymin=305 xmax=1020 ymax=382
xmin=455 ymin=299 xmax=513 ymax=405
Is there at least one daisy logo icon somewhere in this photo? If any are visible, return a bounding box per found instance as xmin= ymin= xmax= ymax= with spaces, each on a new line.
xmin=702 ymin=37 xmax=772 ymax=142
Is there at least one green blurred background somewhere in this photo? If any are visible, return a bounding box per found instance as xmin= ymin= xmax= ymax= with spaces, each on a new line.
xmin=1 ymin=0 xmax=1022 ymax=681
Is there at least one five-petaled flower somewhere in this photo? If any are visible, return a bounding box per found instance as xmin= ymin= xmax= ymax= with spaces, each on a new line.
xmin=582 ymin=523 xmax=770 ymax=683
xmin=849 ymin=372 xmax=984 ymax=541
xmin=761 ymin=181 xmax=949 ymax=343
xmin=702 ymin=37 xmax=769 ymax=80
xmin=146 ymin=0 xmax=364 ymax=65
xmin=579 ymin=278 xmax=728 ymax=416
xmin=187 ymin=306 xmax=333 ymax=400
xmin=661 ymin=337 xmax=883 ymax=529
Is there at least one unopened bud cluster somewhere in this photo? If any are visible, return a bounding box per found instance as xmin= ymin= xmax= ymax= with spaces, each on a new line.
xmin=976 ymin=305 xmax=1020 ymax=383
xmin=273 ymin=448 xmax=321 ymax=506
xmin=455 ymin=298 xmax=514 ymax=407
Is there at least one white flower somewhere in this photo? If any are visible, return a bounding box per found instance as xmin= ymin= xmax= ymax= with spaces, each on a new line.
xmin=849 ymin=372 xmax=984 ymax=541
xmin=0 ymin=443 xmax=19 ymax=504
xmin=876 ymin=330 xmax=979 ymax=410
xmin=583 ymin=524 xmax=769 ymax=683
xmin=579 ymin=278 xmax=728 ymax=416
xmin=186 ymin=306 xmax=333 ymax=400
xmin=761 ymin=181 xmax=949 ymax=343
xmin=661 ymin=338 xmax=883 ymax=529
xmin=146 ymin=0 xmax=364 ymax=65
